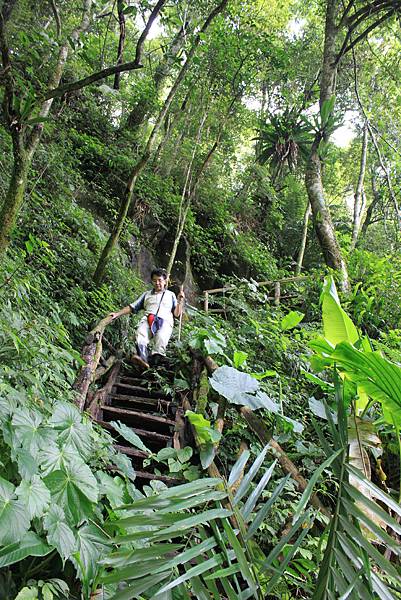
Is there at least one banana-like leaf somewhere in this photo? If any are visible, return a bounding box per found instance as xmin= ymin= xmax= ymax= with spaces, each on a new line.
xmin=321 ymin=276 xmax=359 ymax=346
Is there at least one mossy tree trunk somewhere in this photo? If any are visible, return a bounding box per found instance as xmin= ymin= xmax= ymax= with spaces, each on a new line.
xmin=305 ymin=0 xmax=350 ymax=292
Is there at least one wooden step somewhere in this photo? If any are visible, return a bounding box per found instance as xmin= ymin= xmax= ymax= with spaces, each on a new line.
xmin=97 ymin=419 xmax=172 ymax=444
xmin=100 ymin=405 xmax=176 ymax=427
xmin=109 ymin=393 xmax=172 ymax=410
xmin=114 ymin=444 xmax=148 ymax=459
xmin=114 ymin=381 xmax=171 ymax=400
xmin=133 ymin=470 xmax=182 ymax=486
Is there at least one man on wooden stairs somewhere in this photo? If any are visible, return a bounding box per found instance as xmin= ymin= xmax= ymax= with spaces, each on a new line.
xmin=109 ymin=268 xmax=185 ymax=369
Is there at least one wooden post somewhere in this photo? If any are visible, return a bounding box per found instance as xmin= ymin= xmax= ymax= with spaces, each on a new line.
xmin=204 ymin=291 xmax=209 ymax=313
xmin=274 ymin=281 xmax=281 ymax=305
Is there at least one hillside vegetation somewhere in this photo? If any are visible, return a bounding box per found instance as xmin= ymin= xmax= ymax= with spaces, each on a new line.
xmin=0 ymin=0 xmax=400 ymax=598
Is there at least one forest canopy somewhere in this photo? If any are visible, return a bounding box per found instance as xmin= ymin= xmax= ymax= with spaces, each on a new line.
xmin=0 ymin=0 xmax=400 ymax=598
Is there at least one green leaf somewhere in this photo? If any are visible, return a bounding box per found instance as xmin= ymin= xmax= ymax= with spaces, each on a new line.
xmin=228 ymin=449 xmax=250 ymax=488
xmin=49 ymin=402 xmax=92 ymax=458
xmin=110 ymin=420 xmax=151 ymax=454
xmin=37 ymin=441 xmax=79 ymax=476
xmin=15 ymin=474 xmax=51 ymax=519
xmin=97 ymin=471 xmax=125 ymax=508
xmin=0 ymin=531 xmax=52 ymax=568
xmin=280 ymin=310 xmax=304 ymax=331
xmin=209 ymin=366 xmax=258 ymax=403
xmin=330 ymin=342 xmax=401 ymax=426
xmin=292 ymin=449 xmax=342 ymax=523
xmin=43 ymin=461 xmax=98 ymax=524
xmin=71 ymin=523 xmax=110 ymax=585
xmin=177 ymin=447 xmax=193 ymax=463
xmin=43 ymin=505 xmax=76 ymax=561
xmin=233 ymin=351 xmax=248 ymax=368
xmin=309 ymin=398 xmax=337 ymax=423
xmin=12 ymin=408 xmax=55 ymax=458
xmin=185 ymin=411 xmax=221 ymax=446
xmin=0 ymin=476 xmax=30 ymax=544
xmin=14 ymin=587 xmax=38 ymax=600
xmin=156 ymin=555 xmax=223 ymax=595
xmin=321 ymin=276 xmax=359 ymax=346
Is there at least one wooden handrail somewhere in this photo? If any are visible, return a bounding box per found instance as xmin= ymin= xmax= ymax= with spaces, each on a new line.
xmin=203 ymin=274 xmax=311 ymax=311
xmin=203 ymin=275 xmax=310 ymax=296
xmin=73 ymin=313 xmax=121 ymax=411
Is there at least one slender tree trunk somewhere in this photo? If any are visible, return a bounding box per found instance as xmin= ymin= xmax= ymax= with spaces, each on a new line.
xmin=295 ymin=202 xmax=311 ymax=275
xmin=126 ymin=19 xmax=190 ymax=131
xmin=113 ymin=0 xmax=126 ymax=90
xmin=358 ymin=170 xmax=381 ymax=243
xmin=0 ymin=141 xmax=29 ymax=255
xmin=305 ymin=0 xmax=350 ymax=291
xmin=0 ymin=0 xmax=92 ymax=259
xmin=166 ymin=112 xmax=207 ymax=278
xmin=166 ymin=128 xmax=222 ymax=277
xmin=351 ymin=124 xmax=368 ymax=249
xmin=93 ymin=0 xmax=228 ymax=284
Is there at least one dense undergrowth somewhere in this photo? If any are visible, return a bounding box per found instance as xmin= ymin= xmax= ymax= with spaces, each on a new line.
xmin=1 ymin=101 xmax=401 ymax=596
xmin=0 ymin=21 xmax=401 ymax=598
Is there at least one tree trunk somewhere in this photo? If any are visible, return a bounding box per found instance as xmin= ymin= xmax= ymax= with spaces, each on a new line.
xmin=305 ymin=0 xmax=350 ymax=292
xmin=351 ymin=124 xmax=368 ymax=250
xmin=306 ymin=144 xmax=350 ymax=289
xmin=358 ymin=170 xmax=381 ymax=243
xmin=113 ymin=0 xmax=126 ymax=90
xmin=0 ymin=0 xmax=93 ymax=260
xmin=295 ymin=202 xmax=311 ymax=275
xmin=0 ymin=142 xmax=29 ymax=256
xmin=93 ymin=0 xmax=228 ymax=284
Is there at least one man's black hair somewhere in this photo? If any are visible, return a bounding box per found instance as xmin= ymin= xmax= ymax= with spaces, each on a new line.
xmin=151 ymin=268 xmax=167 ymax=280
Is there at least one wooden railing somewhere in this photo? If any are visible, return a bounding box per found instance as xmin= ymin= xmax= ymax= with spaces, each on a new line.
xmin=203 ymin=275 xmax=310 ymax=313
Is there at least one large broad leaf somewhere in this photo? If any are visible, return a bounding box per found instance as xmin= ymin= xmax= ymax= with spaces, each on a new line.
xmin=17 ymin=449 xmax=39 ymax=479
xmin=321 ymin=276 xmax=359 ymax=346
xmin=43 ymin=505 xmax=76 ymax=562
xmin=43 ymin=461 xmax=98 ymax=524
xmin=71 ymin=523 xmax=110 ymax=585
xmin=331 ymin=342 xmax=401 ymax=426
xmin=49 ymin=402 xmax=92 ymax=459
xmin=97 ymin=471 xmax=125 ymax=509
xmin=0 ymin=531 xmax=52 ymax=568
xmin=12 ymin=409 xmax=55 ymax=459
xmin=38 ymin=441 xmax=80 ymax=476
xmin=15 ymin=474 xmax=51 ymax=519
xmin=209 ymin=366 xmax=258 ymax=403
xmin=110 ymin=420 xmax=150 ymax=454
xmin=281 ymin=311 xmax=304 ymax=331
xmin=0 ymin=477 xmax=30 ymax=545
xmin=209 ymin=366 xmax=302 ymax=429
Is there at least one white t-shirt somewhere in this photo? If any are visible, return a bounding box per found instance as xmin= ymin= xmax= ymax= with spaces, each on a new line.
xmin=130 ymin=289 xmax=177 ymax=325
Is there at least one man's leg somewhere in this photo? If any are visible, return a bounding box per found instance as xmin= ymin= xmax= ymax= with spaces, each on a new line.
xmin=133 ymin=319 xmax=151 ymax=367
xmin=152 ymin=322 xmax=173 ymax=359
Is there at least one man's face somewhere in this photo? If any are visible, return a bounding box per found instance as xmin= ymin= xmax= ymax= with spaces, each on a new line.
xmin=152 ymin=275 xmax=166 ymax=293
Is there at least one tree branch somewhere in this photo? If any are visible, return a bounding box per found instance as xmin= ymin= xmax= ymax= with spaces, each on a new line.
xmin=352 ymin=47 xmax=401 ymax=231
xmin=48 ymin=0 xmax=61 ymax=37
xmin=43 ymin=0 xmax=167 ymax=101
xmin=0 ymin=2 xmax=16 ymax=128
xmin=336 ymin=9 xmax=397 ymax=63
xmin=135 ymin=0 xmax=166 ymax=64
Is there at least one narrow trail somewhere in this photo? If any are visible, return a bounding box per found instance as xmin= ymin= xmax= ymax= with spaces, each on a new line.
xmin=91 ymin=364 xmax=186 ymax=487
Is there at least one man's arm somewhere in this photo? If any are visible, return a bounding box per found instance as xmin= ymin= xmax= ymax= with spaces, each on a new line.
xmin=109 ymin=305 xmax=132 ymax=320
xmin=109 ymin=292 xmax=147 ymax=320
xmin=173 ymin=290 xmax=185 ymax=318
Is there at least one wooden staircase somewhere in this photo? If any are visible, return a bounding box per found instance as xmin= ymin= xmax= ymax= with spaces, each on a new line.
xmin=90 ymin=365 xmax=186 ymax=487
